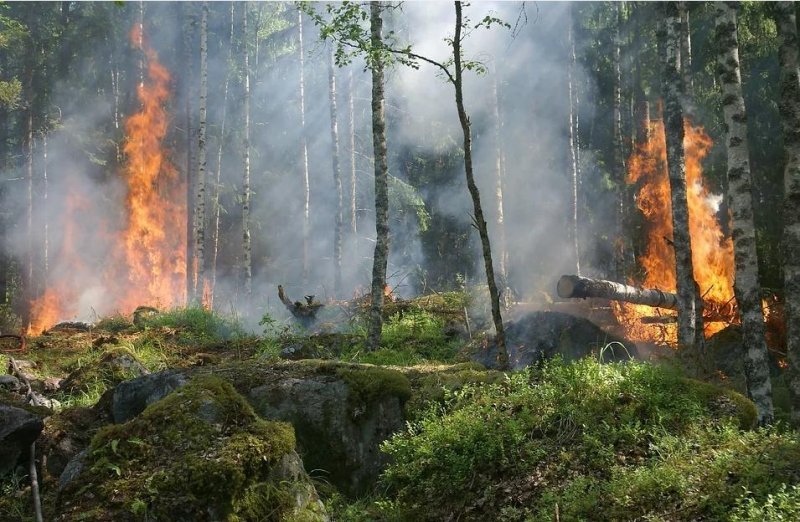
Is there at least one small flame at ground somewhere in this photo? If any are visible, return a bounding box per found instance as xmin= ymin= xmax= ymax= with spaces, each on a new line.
xmin=614 ymin=118 xmax=736 ymax=345
xmin=28 ymin=26 xmax=185 ymax=334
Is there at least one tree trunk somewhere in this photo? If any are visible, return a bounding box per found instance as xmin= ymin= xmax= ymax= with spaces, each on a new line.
xmin=453 ymin=1 xmax=507 ymax=368
xmin=365 ymin=1 xmax=390 ymax=352
xmin=242 ymin=3 xmax=252 ymax=297
xmin=25 ymin=110 xmax=33 ymax=331
xmin=298 ymin=8 xmax=311 ymax=285
xmin=612 ymin=1 xmax=626 ymax=279
xmin=567 ymin=10 xmax=581 ymax=276
xmin=714 ymin=1 xmax=773 ymax=425
xmin=775 ymin=1 xmax=800 ymax=426
xmin=210 ymin=2 xmax=235 ymax=310
xmin=557 ymin=274 xmax=679 ymax=309
xmin=41 ymin=131 xmax=48 ymax=289
xmin=193 ymin=1 xmax=208 ymax=305
xmin=328 ymin=50 xmax=344 ymax=298
xmin=183 ymin=3 xmax=196 ymax=303
xmin=491 ymin=74 xmax=509 ymax=290
xmin=348 ymin=69 xmax=358 ymax=236
xmin=660 ymin=2 xmax=704 ymax=351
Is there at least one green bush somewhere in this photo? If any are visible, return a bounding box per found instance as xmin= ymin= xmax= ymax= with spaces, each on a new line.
xmin=377 ymin=359 xmax=798 ymax=521
xmin=732 ymin=484 xmax=800 ymax=521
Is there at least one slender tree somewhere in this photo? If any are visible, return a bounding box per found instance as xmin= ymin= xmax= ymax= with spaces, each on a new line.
xmin=298 ymin=8 xmax=311 ymax=285
xmin=612 ymin=1 xmax=626 ymax=279
xmin=452 ymin=2 xmax=507 ymax=366
xmin=365 ymin=1 xmax=390 ymax=351
xmin=242 ymin=3 xmax=252 ymax=297
xmin=714 ymin=1 xmax=773 ymax=425
xmin=194 ymin=0 xmax=208 ymax=304
xmin=210 ymin=2 xmax=235 ymax=309
xmin=491 ymin=73 xmax=509 ymax=292
xmin=660 ymin=2 xmax=704 ymax=351
xmin=774 ymin=1 xmax=800 ymax=425
xmin=329 ymin=49 xmax=344 ymax=298
xmin=348 ymin=68 xmax=358 ymax=236
xmin=567 ymin=8 xmax=581 ymax=276
xmin=182 ymin=2 xmax=196 ymax=303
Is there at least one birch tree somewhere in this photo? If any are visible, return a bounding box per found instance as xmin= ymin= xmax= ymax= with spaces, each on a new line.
xmin=660 ymin=2 xmax=704 ymax=351
xmin=328 ymin=49 xmax=344 ymax=298
xmin=774 ymin=1 xmax=800 ymax=425
xmin=298 ymin=9 xmax=311 ymax=285
xmin=210 ymin=2 xmax=235 ymax=309
xmin=567 ymin=8 xmax=581 ymax=276
xmin=242 ymin=3 xmax=252 ymax=298
xmin=193 ymin=1 xmax=208 ymax=304
xmin=714 ymin=1 xmax=773 ymax=425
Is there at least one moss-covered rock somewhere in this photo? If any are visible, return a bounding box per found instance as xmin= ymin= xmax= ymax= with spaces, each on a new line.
xmin=59 ymin=347 xmax=149 ymax=396
xmin=243 ymin=361 xmax=409 ymax=497
xmin=55 ymin=375 xmax=326 ymax=521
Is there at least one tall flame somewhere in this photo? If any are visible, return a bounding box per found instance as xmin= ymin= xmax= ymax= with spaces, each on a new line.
xmin=112 ymin=26 xmax=186 ymax=312
xmin=27 ymin=26 xmax=185 ymax=333
xmin=614 ymin=118 xmax=736 ymax=344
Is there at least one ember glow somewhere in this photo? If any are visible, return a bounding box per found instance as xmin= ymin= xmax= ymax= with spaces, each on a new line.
xmin=27 ymin=27 xmax=185 ymax=333
xmin=613 ymin=118 xmax=736 ymax=344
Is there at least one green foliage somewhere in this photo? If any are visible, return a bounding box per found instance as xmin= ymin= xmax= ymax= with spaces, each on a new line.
xmin=376 ymin=359 xmax=794 ymax=521
xmin=732 ymin=484 xmax=800 ymax=521
xmin=137 ymin=305 xmax=245 ymax=344
xmin=94 ymin=314 xmax=134 ymax=333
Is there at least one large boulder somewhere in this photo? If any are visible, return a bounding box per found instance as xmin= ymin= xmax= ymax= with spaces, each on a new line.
xmin=110 ymin=369 xmax=188 ymax=423
xmin=244 ymin=362 xmax=410 ymax=497
xmin=56 ymin=375 xmax=327 ymax=521
xmin=468 ymin=311 xmax=637 ymax=369
xmin=0 ymin=403 xmax=44 ymax=476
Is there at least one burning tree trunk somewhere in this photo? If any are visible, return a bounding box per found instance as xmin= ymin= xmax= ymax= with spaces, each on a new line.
xmin=242 ymin=3 xmax=252 ymax=297
xmin=298 ymin=8 xmax=311 ymax=285
xmin=193 ymin=0 xmax=208 ymax=304
xmin=714 ymin=1 xmax=773 ymax=425
xmin=557 ymin=274 xmax=679 ymax=310
xmin=328 ymin=49 xmax=343 ymax=299
xmin=774 ymin=1 xmax=800 ymax=425
xmin=660 ymin=2 xmax=704 ymax=351
xmin=366 ymin=1 xmax=390 ymax=352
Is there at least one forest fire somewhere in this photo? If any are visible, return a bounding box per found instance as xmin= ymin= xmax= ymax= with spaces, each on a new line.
xmin=27 ymin=26 xmax=185 ymax=333
xmin=613 ymin=118 xmax=736 ymax=344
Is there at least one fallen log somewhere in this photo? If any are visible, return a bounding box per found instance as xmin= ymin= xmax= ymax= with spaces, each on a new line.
xmin=557 ymin=274 xmax=679 ymax=310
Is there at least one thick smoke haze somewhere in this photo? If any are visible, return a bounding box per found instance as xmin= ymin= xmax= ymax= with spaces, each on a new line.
xmin=2 ymin=2 xmax=613 ymax=329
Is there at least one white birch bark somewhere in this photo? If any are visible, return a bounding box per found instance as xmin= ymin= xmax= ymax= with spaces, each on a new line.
xmin=242 ymin=3 xmax=252 ymax=297
xmin=714 ymin=1 xmax=773 ymax=424
xmin=194 ymin=1 xmax=208 ymax=304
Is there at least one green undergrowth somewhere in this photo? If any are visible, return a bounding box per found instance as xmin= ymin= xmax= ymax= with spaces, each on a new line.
xmin=57 ymin=375 xmax=309 ymax=521
xmin=259 ymin=305 xmax=468 ymax=367
xmin=327 ymin=359 xmax=799 ymax=521
xmin=136 ymin=305 xmax=246 ymax=345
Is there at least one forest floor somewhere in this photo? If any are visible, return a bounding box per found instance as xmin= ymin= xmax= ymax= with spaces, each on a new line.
xmin=1 ymin=294 xmax=799 ymax=521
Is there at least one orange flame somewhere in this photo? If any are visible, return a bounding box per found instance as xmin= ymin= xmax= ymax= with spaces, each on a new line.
xmin=614 ymin=118 xmax=736 ymax=344
xmin=27 ymin=26 xmax=185 ymax=333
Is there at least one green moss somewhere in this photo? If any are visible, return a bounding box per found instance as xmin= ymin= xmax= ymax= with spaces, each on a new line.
xmin=335 ymin=365 xmax=412 ymax=409
xmin=376 ymin=359 xmax=798 ymax=521
xmin=59 ymin=375 xmax=305 ymax=521
xmin=403 ymin=365 xmax=506 ymax=419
